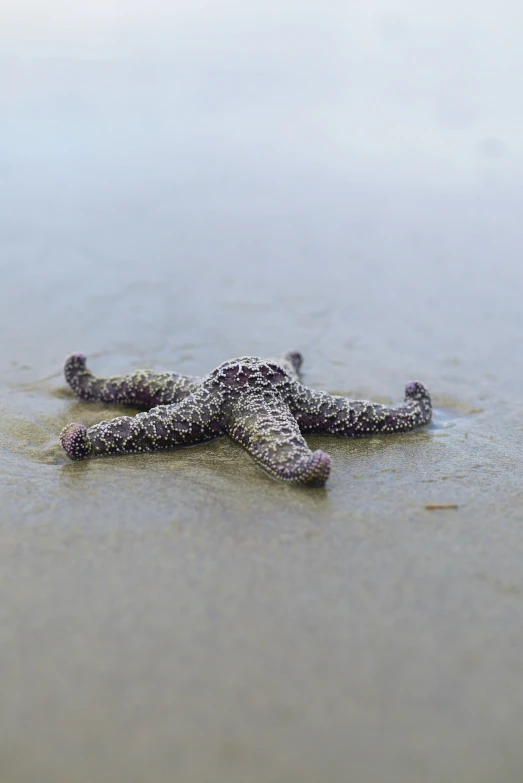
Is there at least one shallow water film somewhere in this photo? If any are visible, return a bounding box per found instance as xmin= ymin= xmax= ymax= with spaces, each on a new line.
xmin=1 ymin=2 xmax=523 ymax=782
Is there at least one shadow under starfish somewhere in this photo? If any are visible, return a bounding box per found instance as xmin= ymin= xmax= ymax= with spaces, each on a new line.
xmin=60 ymin=351 xmax=432 ymax=486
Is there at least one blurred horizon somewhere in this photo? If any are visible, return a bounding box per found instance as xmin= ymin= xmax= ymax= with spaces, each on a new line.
xmin=1 ymin=0 xmax=522 ymax=190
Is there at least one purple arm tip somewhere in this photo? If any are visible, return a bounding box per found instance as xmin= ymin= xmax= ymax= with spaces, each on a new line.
xmin=60 ymin=423 xmax=91 ymax=460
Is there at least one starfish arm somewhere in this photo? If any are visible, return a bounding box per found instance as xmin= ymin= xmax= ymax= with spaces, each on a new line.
xmin=291 ymin=381 xmax=432 ymax=436
xmin=227 ymin=392 xmax=330 ymax=485
xmin=64 ymin=353 xmax=200 ymax=408
xmin=276 ymin=350 xmax=303 ymax=381
xmin=60 ymin=388 xmax=225 ymax=460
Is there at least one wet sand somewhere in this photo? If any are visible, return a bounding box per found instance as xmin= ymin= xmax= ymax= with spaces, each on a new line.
xmin=2 ymin=3 xmax=523 ymax=782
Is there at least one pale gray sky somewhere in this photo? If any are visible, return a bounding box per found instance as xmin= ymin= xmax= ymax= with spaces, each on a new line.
xmin=1 ymin=0 xmax=522 ymax=186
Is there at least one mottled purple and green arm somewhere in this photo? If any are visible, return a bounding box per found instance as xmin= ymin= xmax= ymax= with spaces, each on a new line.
xmin=60 ymin=388 xmax=225 ymax=460
xmin=64 ymin=353 xmax=200 ymax=407
xmin=228 ymin=391 xmax=330 ymax=485
xmin=290 ymin=381 xmax=432 ymax=436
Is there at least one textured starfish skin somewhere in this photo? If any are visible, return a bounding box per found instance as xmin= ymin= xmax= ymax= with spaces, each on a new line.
xmin=60 ymin=351 xmax=432 ymax=486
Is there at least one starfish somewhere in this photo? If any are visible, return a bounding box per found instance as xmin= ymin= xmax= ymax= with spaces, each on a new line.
xmin=60 ymin=351 xmax=432 ymax=486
